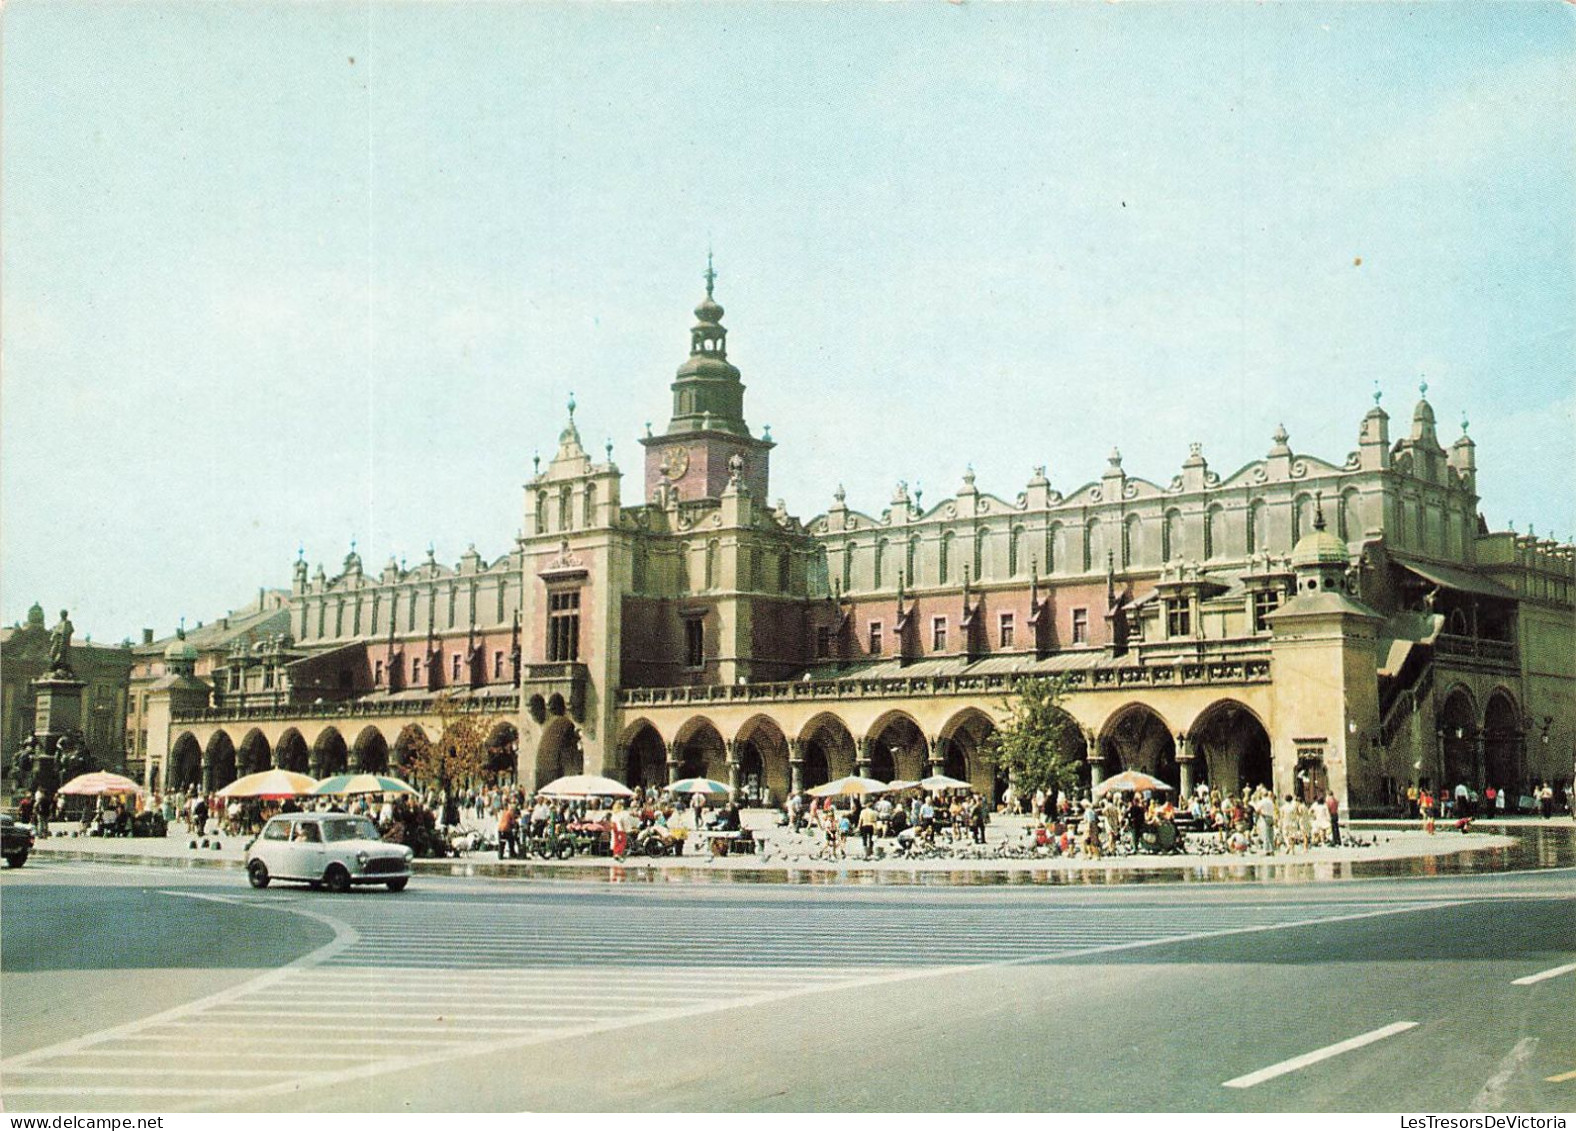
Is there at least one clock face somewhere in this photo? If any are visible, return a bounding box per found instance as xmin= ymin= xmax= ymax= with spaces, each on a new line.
xmin=664 ymin=446 xmax=690 ymax=479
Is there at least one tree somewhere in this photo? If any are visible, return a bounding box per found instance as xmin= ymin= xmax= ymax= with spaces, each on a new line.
xmin=987 ymin=674 xmax=1086 ymax=797
xmin=409 ymin=693 xmax=495 ymax=792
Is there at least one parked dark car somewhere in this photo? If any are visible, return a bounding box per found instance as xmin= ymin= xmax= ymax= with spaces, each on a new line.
xmin=2 ymin=814 xmax=36 ymax=868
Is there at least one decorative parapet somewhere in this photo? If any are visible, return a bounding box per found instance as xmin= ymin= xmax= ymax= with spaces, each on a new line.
xmin=1434 ymin=633 xmax=1517 ymax=669
xmin=173 ymin=693 xmax=519 ymax=725
xmin=618 ymin=655 xmax=1270 ymax=708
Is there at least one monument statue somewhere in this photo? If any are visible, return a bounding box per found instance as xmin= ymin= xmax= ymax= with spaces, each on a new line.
xmin=48 ymin=609 xmax=74 ymax=675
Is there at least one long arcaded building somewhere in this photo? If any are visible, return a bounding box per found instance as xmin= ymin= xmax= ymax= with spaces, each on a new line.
xmin=138 ymin=266 xmax=1576 ymax=815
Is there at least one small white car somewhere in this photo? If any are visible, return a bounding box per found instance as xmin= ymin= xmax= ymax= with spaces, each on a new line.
xmin=245 ymin=813 xmax=413 ymax=892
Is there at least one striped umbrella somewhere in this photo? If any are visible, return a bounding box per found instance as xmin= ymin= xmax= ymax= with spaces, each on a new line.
xmin=57 ymin=771 xmax=143 ymax=796
xmin=1092 ymin=770 xmax=1174 ymax=798
xmin=667 ymin=777 xmax=732 ymax=796
xmin=311 ymin=773 xmax=418 ymax=797
xmin=217 ymin=769 xmax=319 ymax=799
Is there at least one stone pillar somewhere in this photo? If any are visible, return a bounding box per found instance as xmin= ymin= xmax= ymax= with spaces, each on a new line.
xmin=1473 ymin=731 xmax=1486 ymax=794
xmin=666 ymin=743 xmax=682 ymax=786
xmin=927 ymin=736 xmax=945 ymax=778
xmin=612 ymin=743 xmax=630 ymax=786
xmin=1175 ymin=732 xmax=1195 ymax=797
xmin=788 ymin=738 xmax=805 ymax=795
xmin=855 ymin=736 xmax=873 ymax=779
xmin=201 ymin=753 xmax=215 ymax=795
xmin=1086 ymin=730 xmax=1105 ymax=793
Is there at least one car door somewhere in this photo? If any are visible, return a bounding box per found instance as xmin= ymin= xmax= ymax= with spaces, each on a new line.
xmin=290 ymin=820 xmax=328 ymax=880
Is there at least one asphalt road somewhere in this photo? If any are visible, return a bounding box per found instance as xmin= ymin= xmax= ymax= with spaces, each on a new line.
xmin=1 ymin=860 xmax=1572 ymax=1113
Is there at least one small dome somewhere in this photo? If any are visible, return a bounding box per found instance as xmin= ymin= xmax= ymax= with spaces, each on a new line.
xmin=26 ymin=602 xmax=45 ymax=629
xmin=1291 ymin=525 xmax=1349 ymax=569
xmin=694 ymin=297 xmax=724 ymax=324
xmin=164 ymin=638 xmax=198 ymax=662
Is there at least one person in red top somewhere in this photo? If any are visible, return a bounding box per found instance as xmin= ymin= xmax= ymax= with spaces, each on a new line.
xmin=496 ymin=803 xmax=517 ymax=859
xmin=1325 ymin=791 xmax=1342 ymax=846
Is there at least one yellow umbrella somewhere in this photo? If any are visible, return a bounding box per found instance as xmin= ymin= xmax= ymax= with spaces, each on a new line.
xmin=217 ymin=769 xmax=320 ymax=799
xmin=807 ymin=775 xmax=890 ymax=798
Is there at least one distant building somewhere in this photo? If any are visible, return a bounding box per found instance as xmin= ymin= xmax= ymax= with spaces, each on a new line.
xmin=1 ymin=602 xmax=133 ymax=774
xmin=143 ymin=266 xmax=1575 ymax=813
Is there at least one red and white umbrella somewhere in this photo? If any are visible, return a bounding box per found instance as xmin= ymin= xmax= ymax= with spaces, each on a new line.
xmin=57 ymin=771 xmax=143 ymax=796
xmin=1093 ymin=770 xmax=1174 ymax=798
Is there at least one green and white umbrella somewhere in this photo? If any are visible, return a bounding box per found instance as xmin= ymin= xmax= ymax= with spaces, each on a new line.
xmin=667 ymin=777 xmax=732 ymax=796
xmin=311 ymin=773 xmax=418 ymax=796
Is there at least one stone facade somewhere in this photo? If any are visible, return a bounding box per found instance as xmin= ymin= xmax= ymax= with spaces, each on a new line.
xmin=2 ymin=603 xmax=133 ymax=782
xmin=147 ymin=268 xmax=1576 ymax=814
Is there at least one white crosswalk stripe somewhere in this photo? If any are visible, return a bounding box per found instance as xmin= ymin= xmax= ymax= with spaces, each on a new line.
xmin=1 ymin=896 xmax=1449 ymax=1108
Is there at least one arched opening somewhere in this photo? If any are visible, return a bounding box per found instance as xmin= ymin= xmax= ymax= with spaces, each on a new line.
xmin=352 ymin=726 xmax=389 ymax=774
xmin=312 ymin=728 xmax=348 ymax=779
xmin=866 ymin=712 xmax=928 ymax=784
xmin=736 ymin=715 xmax=790 ymax=806
xmin=1482 ymin=692 xmax=1520 ymax=801
xmin=673 ymin=718 xmax=725 ymax=781
xmin=534 ymin=717 xmax=582 ymax=787
xmin=621 ymin=722 xmax=668 ymax=790
xmin=799 ymin=714 xmax=855 ymax=790
xmin=238 ymin=729 xmax=272 ymax=777
xmin=170 ymin=733 xmax=203 ymax=790
xmin=275 ymin=728 xmax=309 ymax=773
xmin=1439 ymin=686 xmax=1478 ymax=793
xmin=937 ymin=708 xmax=1001 ymax=799
xmin=1188 ymin=700 xmax=1272 ymax=795
xmin=485 ymin=721 xmax=519 ymax=783
xmin=204 ymin=731 xmax=237 ymax=791
xmin=1100 ymin=705 xmax=1177 ymax=786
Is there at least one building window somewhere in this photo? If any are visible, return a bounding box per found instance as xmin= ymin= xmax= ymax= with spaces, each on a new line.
xmin=263 ymin=667 xmax=275 ymax=690
xmin=778 ymin=551 xmax=791 ymax=593
xmin=1166 ymin=598 xmax=1192 ymax=638
xmin=868 ymin=621 xmax=883 ymax=656
xmin=1071 ymin=607 xmax=1089 ymax=645
xmin=411 ymin=656 xmax=422 ymax=684
xmin=451 ymin=653 xmax=462 ymax=681
xmin=685 ymin=617 xmax=705 ymax=669
xmin=815 ymin=626 xmax=832 ymax=659
xmin=494 ymin=651 xmax=504 ymax=679
xmin=1253 ymin=589 xmax=1281 ymax=632
xmin=548 ymin=589 xmax=581 ymax=663
xmin=932 ymin=617 xmax=947 ymax=652
xmin=375 ymin=659 xmax=384 ymax=685
xmin=999 ymin=612 xmax=1014 ymax=649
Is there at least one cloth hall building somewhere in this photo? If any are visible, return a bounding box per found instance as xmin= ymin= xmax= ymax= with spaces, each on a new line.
xmin=143 ymin=269 xmax=1576 ymax=815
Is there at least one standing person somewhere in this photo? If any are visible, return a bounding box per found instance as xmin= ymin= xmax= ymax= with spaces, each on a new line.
xmin=1420 ymin=787 xmax=1436 ymax=834
xmin=609 ymin=802 xmax=629 ymax=860
xmin=1325 ymin=790 xmax=1342 ymax=847
xmin=1539 ymin=782 xmax=1555 ymax=819
xmin=1127 ymin=792 xmax=1146 ymax=853
xmin=1254 ymin=790 xmax=1276 ymax=854
xmin=858 ymin=803 xmax=876 ymax=859
xmin=689 ymin=788 xmax=707 ymax=833
xmin=496 ymin=801 xmax=517 ymax=859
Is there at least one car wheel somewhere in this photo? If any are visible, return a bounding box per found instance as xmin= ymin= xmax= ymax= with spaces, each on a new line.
xmin=4 ymin=851 xmax=26 ymax=869
xmin=555 ymin=840 xmax=576 ymax=860
xmin=247 ymin=859 xmax=270 ymax=889
xmin=645 ymin=839 xmax=667 ymax=858
xmin=324 ymin=863 xmax=352 ymax=893
xmin=385 ymin=877 xmax=409 ymax=892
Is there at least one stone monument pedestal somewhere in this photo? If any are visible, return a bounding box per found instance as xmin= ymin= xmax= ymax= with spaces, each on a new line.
xmin=31 ymin=674 xmax=85 ymax=757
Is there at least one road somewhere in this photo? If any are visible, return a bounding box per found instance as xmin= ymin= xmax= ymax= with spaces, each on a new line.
xmin=1 ymin=860 xmax=1572 ymax=1112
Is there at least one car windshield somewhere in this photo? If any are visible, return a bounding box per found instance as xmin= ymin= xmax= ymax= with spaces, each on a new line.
xmin=321 ymin=817 xmax=380 ymax=843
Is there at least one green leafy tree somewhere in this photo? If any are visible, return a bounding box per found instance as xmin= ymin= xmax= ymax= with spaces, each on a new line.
xmin=987 ymin=674 xmax=1085 ymax=797
xmin=409 ymin=693 xmax=495 ymax=791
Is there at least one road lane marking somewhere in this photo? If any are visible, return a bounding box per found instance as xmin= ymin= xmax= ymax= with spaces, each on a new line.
xmin=1471 ymin=1037 xmax=1539 ymax=1112
xmin=1511 ymin=961 xmax=1576 ymax=986
xmin=3 ymin=894 xmax=1460 ymax=1108
xmin=1222 ymin=1022 xmax=1419 ymax=1088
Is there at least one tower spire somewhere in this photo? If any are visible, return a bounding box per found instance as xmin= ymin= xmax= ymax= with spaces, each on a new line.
xmin=704 ymin=249 xmax=716 ymax=299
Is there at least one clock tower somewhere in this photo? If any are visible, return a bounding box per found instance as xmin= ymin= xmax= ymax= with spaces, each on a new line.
xmin=641 ymin=257 xmax=774 ymax=502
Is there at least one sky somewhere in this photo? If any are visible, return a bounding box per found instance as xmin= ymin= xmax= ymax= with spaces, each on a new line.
xmin=3 ymin=1 xmax=1572 ymax=644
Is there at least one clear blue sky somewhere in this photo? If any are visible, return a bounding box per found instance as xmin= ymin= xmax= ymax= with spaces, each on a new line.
xmin=3 ymin=1 xmax=1572 ymax=642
